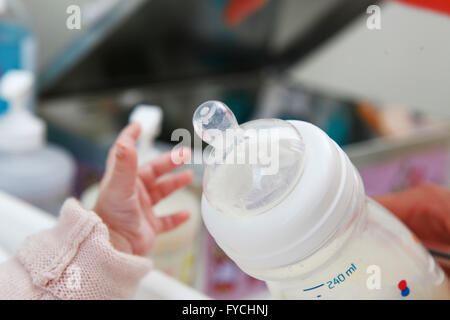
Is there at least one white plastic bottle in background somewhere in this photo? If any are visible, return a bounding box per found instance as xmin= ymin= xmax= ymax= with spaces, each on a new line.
xmin=0 ymin=70 xmax=75 ymax=215
xmin=81 ymin=105 xmax=202 ymax=285
xmin=130 ymin=106 xmax=201 ymax=285
xmin=193 ymin=100 xmax=450 ymax=299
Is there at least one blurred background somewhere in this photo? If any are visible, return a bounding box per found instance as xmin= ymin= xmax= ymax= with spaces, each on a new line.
xmin=0 ymin=0 xmax=449 ymax=299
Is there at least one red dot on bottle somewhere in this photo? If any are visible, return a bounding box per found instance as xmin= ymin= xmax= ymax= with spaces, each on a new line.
xmin=398 ymin=280 xmax=407 ymax=291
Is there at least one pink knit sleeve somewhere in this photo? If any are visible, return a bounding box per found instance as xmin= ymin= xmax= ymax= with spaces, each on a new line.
xmin=0 ymin=199 xmax=152 ymax=300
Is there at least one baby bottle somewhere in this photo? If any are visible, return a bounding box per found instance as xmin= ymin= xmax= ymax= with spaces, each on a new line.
xmin=193 ymin=100 xmax=450 ymax=299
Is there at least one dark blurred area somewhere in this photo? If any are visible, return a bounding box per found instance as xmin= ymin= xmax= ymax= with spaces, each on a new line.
xmin=41 ymin=0 xmax=375 ymax=95
xmin=35 ymin=0 xmax=378 ymax=171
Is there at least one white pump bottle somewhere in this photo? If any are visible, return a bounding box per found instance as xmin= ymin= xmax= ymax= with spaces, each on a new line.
xmin=0 ymin=70 xmax=75 ymax=214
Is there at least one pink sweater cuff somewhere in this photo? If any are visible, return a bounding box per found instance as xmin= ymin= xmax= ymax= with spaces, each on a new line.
xmin=16 ymin=198 xmax=152 ymax=299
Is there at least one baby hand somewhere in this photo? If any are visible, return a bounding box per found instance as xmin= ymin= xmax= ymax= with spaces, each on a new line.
xmin=94 ymin=123 xmax=193 ymax=256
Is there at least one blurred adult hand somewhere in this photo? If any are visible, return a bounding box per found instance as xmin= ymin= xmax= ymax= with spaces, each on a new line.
xmin=94 ymin=123 xmax=193 ymax=256
xmin=374 ymin=183 xmax=450 ymax=275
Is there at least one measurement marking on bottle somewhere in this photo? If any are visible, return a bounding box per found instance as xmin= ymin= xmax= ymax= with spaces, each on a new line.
xmin=326 ymin=263 xmax=357 ymax=289
xmin=302 ymin=263 xmax=358 ymax=293
xmin=303 ymin=283 xmax=325 ymax=291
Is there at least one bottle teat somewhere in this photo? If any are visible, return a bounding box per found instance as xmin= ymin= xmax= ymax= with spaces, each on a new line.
xmin=193 ymin=100 xmax=240 ymax=152
xmin=193 ymin=100 xmax=306 ymax=216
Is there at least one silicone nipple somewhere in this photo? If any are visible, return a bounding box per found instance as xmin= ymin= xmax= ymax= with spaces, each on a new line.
xmin=193 ymin=101 xmax=240 ymax=151
xmin=194 ymin=100 xmax=306 ymax=216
